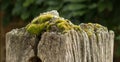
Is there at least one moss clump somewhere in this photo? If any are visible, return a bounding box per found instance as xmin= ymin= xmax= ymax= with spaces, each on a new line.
xmin=26 ymin=10 xmax=84 ymax=35
xmin=26 ymin=21 xmax=49 ymax=35
xmin=31 ymin=14 xmax=53 ymax=24
xmin=94 ymin=23 xmax=107 ymax=32
xmin=26 ymin=10 xmax=106 ymax=36
xmin=55 ymin=19 xmax=73 ymax=32
xmin=80 ymin=23 xmax=107 ymax=36
xmin=80 ymin=23 xmax=94 ymax=36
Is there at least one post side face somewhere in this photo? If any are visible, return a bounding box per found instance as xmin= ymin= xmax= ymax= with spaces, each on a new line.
xmin=6 ymin=29 xmax=114 ymax=62
xmin=38 ymin=32 xmax=67 ymax=62
xmin=38 ymin=30 xmax=114 ymax=62
xmin=6 ymin=28 xmax=35 ymax=62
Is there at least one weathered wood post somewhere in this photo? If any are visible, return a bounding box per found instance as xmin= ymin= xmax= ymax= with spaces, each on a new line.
xmin=6 ymin=10 xmax=114 ymax=62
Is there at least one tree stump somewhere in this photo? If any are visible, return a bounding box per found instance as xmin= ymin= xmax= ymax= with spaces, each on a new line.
xmin=6 ymin=10 xmax=114 ymax=62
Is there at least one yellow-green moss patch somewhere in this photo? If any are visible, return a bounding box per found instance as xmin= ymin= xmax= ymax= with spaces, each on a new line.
xmin=80 ymin=23 xmax=107 ymax=36
xmin=26 ymin=11 xmax=106 ymax=36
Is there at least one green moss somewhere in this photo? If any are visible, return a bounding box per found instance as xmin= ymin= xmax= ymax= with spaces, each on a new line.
xmin=94 ymin=23 xmax=107 ymax=31
xmin=26 ymin=13 xmax=55 ymax=35
xmin=26 ymin=24 xmax=41 ymax=35
xmin=80 ymin=23 xmax=108 ymax=37
xmin=31 ymin=14 xmax=53 ymax=24
xmin=54 ymin=18 xmax=66 ymax=23
xmin=80 ymin=23 xmax=94 ymax=36
xmin=73 ymin=25 xmax=81 ymax=31
xmin=26 ymin=21 xmax=49 ymax=35
xmin=26 ymin=11 xmax=106 ymax=36
xmin=26 ymin=12 xmax=83 ymax=35
xmin=57 ymin=22 xmax=70 ymax=32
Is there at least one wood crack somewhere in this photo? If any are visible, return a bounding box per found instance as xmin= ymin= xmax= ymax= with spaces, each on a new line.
xmin=29 ymin=35 xmax=42 ymax=62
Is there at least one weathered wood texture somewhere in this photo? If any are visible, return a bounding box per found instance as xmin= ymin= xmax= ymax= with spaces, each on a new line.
xmin=6 ymin=28 xmax=114 ymax=62
xmin=6 ymin=28 xmax=36 ymax=62
xmin=38 ymin=30 xmax=114 ymax=62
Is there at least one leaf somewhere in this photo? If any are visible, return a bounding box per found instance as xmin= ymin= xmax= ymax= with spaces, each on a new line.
xmin=21 ymin=11 xmax=30 ymax=20
xmin=45 ymin=0 xmax=61 ymax=6
xmin=116 ymin=35 xmax=120 ymax=40
xmin=47 ymin=1 xmax=56 ymax=5
xmin=64 ymin=0 xmax=87 ymax=3
xmin=107 ymin=2 xmax=113 ymax=11
xmin=88 ymin=3 xmax=97 ymax=9
xmin=1 ymin=0 xmax=10 ymax=10
xmin=23 ymin=0 xmax=35 ymax=7
xmin=47 ymin=7 xmax=59 ymax=11
xmin=116 ymin=45 xmax=120 ymax=56
xmin=72 ymin=10 xmax=87 ymax=16
xmin=98 ymin=2 xmax=106 ymax=12
xmin=61 ymin=11 xmax=72 ymax=19
xmin=12 ymin=3 xmax=23 ymax=15
xmin=2 ymin=15 xmax=11 ymax=26
xmin=35 ymin=0 xmax=44 ymax=4
xmin=63 ymin=4 xmax=87 ymax=11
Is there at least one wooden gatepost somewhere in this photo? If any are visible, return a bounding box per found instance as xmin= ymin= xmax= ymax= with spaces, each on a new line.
xmin=6 ymin=10 xmax=114 ymax=62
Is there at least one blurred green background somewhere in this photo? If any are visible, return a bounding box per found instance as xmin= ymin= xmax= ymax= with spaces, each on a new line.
xmin=0 ymin=0 xmax=120 ymax=62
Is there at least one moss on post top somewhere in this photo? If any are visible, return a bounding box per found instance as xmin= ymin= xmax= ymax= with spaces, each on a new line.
xmin=26 ymin=10 xmax=107 ymax=36
xmin=26 ymin=10 xmax=81 ymax=35
xmin=80 ymin=23 xmax=108 ymax=36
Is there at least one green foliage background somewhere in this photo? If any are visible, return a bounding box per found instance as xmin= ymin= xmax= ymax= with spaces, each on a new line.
xmin=1 ymin=0 xmax=120 ymax=60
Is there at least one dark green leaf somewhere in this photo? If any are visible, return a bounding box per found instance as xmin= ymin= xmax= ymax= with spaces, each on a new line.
xmin=21 ymin=11 xmax=30 ymax=20
xmin=64 ymin=0 xmax=87 ymax=3
xmin=1 ymin=1 xmax=10 ymax=10
xmin=107 ymin=2 xmax=113 ymax=11
xmin=2 ymin=15 xmax=11 ymax=26
xmin=116 ymin=35 xmax=120 ymax=40
xmin=63 ymin=4 xmax=87 ymax=11
xmin=98 ymin=2 xmax=106 ymax=12
xmin=35 ymin=0 xmax=44 ymax=4
xmin=72 ymin=10 xmax=87 ymax=16
xmin=23 ymin=0 xmax=35 ymax=7
xmin=45 ymin=0 xmax=62 ymax=6
xmin=12 ymin=3 xmax=23 ymax=15
xmin=89 ymin=3 xmax=97 ymax=9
